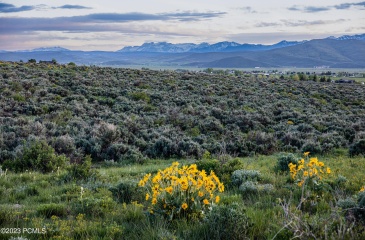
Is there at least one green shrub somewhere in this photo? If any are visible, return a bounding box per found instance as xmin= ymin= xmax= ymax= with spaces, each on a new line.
xmin=202 ymin=203 xmax=251 ymax=240
xmin=109 ymin=181 xmax=138 ymax=203
xmin=0 ymin=207 xmax=12 ymax=225
xmin=355 ymin=191 xmax=365 ymax=223
xmin=196 ymin=159 xmax=220 ymax=173
xmin=275 ymin=153 xmax=299 ymax=172
xmin=257 ymin=183 xmax=275 ymax=194
xmin=37 ymin=203 xmax=67 ymax=218
xmin=64 ymin=155 xmax=98 ymax=181
xmin=231 ymin=169 xmax=261 ymax=187
xmin=220 ymin=158 xmax=244 ymax=175
xmin=349 ymin=139 xmax=365 ymax=157
xmin=334 ymin=175 xmax=347 ymax=187
xmin=337 ymin=198 xmax=357 ymax=209
xmin=239 ymin=181 xmax=258 ymax=194
xmin=130 ymin=91 xmax=150 ymax=103
xmin=338 ymin=192 xmax=365 ymax=225
xmin=2 ymin=140 xmax=67 ymax=173
xmin=301 ymin=141 xmax=322 ymax=154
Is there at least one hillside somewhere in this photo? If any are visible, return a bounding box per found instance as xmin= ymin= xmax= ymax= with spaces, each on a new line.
xmin=1 ymin=61 xmax=365 ymax=163
xmin=180 ymin=39 xmax=365 ymax=68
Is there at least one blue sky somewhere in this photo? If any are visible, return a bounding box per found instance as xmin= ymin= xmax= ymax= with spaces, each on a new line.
xmin=0 ymin=0 xmax=364 ymax=51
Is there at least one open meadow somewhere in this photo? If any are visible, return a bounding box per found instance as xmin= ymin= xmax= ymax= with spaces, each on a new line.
xmin=1 ymin=61 xmax=365 ymax=239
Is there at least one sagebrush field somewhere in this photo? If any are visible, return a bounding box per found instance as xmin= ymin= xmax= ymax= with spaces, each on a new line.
xmin=0 ymin=61 xmax=365 ymax=239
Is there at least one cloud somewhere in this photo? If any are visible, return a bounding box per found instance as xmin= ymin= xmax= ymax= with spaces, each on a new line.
xmin=255 ymin=19 xmax=348 ymax=28
xmin=289 ymin=2 xmax=365 ymax=12
xmin=56 ymin=5 xmax=92 ymax=10
xmin=239 ymin=7 xmax=257 ymax=13
xmin=281 ymin=19 xmax=347 ymax=27
xmin=255 ymin=22 xmax=281 ymax=28
xmin=288 ymin=5 xmax=331 ymax=12
xmin=0 ymin=2 xmax=34 ymax=13
xmin=335 ymin=1 xmax=365 ymax=9
xmin=0 ymin=11 xmax=226 ymax=34
xmin=163 ymin=11 xmax=226 ymax=21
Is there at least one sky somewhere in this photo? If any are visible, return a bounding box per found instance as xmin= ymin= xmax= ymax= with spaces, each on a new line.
xmin=0 ymin=0 xmax=364 ymax=51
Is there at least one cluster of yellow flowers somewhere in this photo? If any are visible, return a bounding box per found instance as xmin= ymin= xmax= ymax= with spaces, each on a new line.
xmin=288 ymin=152 xmax=331 ymax=187
xmin=138 ymin=162 xmax=224 ymax=220
xmin=360 ymin=186 xmax=365 ymax=192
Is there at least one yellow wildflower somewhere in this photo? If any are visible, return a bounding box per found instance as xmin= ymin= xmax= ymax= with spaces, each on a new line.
xmin=165 ymin=186 xmax=173 ymax=194
xmin=145 ymin=193 xmax=150 ymax=201
xmin=309 ymin=157 xmax=318 ymax=165
xmin=138 ymin=179 xmax=146 ymax=187
xmin=326 ymin=167 xmax=331 ymax=174
xmin=152 ymin=198 xmax=157 ymax=205
xmin=181 ymin=184 xmax=188 ymax=191
xmin=182 ymin=203 xmax=188 ymax=210
xmin=360 ymin=186 xmax=365 ymax=192
xmin=215 ymin=196 xmax=220 ymax=204
xmin=152 ymin=173 xmax=161 ymax=183
xmin=304 ymin=152 xmax=310 ymax=157
xmin=203 ymin=199 xmax=209 ymax=205
xmin=218 ymin=183 xmax=224 ymax=192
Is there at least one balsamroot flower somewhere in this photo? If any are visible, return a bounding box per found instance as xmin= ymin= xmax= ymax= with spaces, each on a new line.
xmin=138 ymin=162 xmax=224 ymax=220
xmin=288 ymin=153 xmax=332 ymax=189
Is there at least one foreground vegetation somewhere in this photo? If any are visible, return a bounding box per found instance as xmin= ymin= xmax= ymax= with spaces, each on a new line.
xmin=0 ymin=152 xmax=364 ymax=239
xmin=1 ymin=61 xmax=365 ymax=239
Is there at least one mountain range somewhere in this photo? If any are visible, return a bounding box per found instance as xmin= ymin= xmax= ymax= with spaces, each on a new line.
xmin=117 ymin=40 xmax=307 ymax=53
xmin=0 ymin=33 xmax=365 ymax=68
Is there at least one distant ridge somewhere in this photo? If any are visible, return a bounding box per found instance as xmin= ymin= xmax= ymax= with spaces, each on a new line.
xmin=117 ymin=33 xmax=365 ymax=53
xmin=327 ymin=33 xmax=365 ymax=41
xmin=0 ymin=33 xmax=364 ymax=68
xmin=117 ymin=40 xmax=306 ymax=53
xmin=16 ymin=46 xmax=70 ymax=52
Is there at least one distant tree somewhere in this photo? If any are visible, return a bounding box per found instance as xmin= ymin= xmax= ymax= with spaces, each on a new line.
xmin=320 ymin=76 xmax=326 ymax=82
xmin=234 ymin=70 xmax=242 ymax=76
xmin=205 ymin=68 xmax=213 ymax=73
xmin=216 ymin=70 xmax=225 ymax=75
xmin=292 ymin=74 xmax=299 ymax=81
xmin=28 ymin=59 xmax=36 ymax=63
xmin=299 ymin=73 xmax=308 ymax=81
xmin=312 ymin=74 xmax=318 ymax=82
xmin=51 ymin=58 xmax=58 ymax=64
